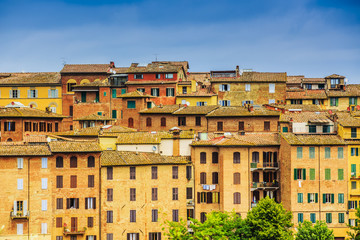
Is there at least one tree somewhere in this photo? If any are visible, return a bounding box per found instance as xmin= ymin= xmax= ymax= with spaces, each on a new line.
xmin=348 ymin=207 xmax=360 ymax=240
xmin=295 ymin=220 xmax=334 ymax=240
xmin=163 ymin=218 xmax=192 ymax=240
xmin=245 ymin=197 xmax=293 ymax=240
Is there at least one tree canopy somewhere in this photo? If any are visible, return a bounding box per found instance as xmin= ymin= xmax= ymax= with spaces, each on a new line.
xmin=295 ymin=220 xmax=334 ymax=240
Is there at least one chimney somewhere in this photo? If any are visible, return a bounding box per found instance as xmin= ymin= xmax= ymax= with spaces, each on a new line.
xmin=131 ymin=63 xmax=139 ymax=68
xmin=110 ymin=61 xmax=115 ymax=68
xmin=236 ymin=65 xmax=240 ymax=76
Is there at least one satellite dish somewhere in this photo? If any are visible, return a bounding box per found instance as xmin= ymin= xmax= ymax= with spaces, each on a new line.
xmin=152 ymin=146 xmax=157 ymax=151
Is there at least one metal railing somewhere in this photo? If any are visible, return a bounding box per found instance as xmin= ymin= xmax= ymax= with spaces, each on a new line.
xmin=10 ymin=211 xmax=29 ymax=218
xmin=250 ymin=162 xmax=279 ymax=169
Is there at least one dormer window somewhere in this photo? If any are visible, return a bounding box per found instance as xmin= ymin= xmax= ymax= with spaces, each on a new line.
xmin=165 ymin=73 xmax=173 ymax=79
xmin=330 ymin=79 xmax=340 ymax=88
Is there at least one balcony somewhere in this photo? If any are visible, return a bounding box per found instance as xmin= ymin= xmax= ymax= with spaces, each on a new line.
xmin=251 ymin=203 xmax=257 ymax=208
xmin=10 ymin=211 xmax=29 ymax=219
xmin=251 ymin=182 xmax=279 ymax=191
xmin=63 ymin=227 xmax=86 ymax=236
xmin=250 ymin=162 xmax=279 ymax=171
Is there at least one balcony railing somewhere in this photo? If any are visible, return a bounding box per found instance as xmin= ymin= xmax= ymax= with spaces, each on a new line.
xmin=251 ymin=182 xmax=279 ymax=190
xmin=250 ymin=162 xmax=279 ymax=171
xmin=63 ymin=228 xmax=86 ymax=236
xmin=10 ymin=211 xmax=29 ymax=219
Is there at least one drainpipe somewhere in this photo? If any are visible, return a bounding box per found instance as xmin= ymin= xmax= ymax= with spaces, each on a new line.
xmin=99 ymin=154 xmax=102 ymax=240
xmin=318 ymin=146 xmax=321 ymax=221
xmin=28 ymin=157 xmax=31 ymax=240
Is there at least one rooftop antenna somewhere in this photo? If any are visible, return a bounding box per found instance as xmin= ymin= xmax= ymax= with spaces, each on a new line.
xmin=61 ymin=57 xmax=66 ymax=66
xmin=154 ymin=54 xmax=158 ymax=62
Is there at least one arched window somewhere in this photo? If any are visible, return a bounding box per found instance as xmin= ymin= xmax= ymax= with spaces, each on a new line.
xmin=200 ymin=152 xmax=206 ymax=164
xmin=66 ymin=79 xmax=77 ymax=92
xmin=146 ymin=117 xmax=152 ymax=127
xmin=234 ymin=173 xmax=240 ymax=184
xmin=200 ymin=172 xmax=206 ymax=184
xmin=233 ymin=152 xmax=240 ymax=164
xmin=212 ymin=152 xmax=219 ymax=164
xmin=234 ymin=192 xmax=241 ymax=204
xmin=7 ymin=138 xmax=13 ymax=142
xmin=56 ymin=156 xmax=63 ymax=168
xmin=161 ymin=117 xmax=166 ymax=127
xmin=70 ymin=156 xmax=77 ymax=168
xmin=128 ymin=118 xmax=134 ymax=128
xmin=252 ymin=152 xmax=259 ymax=163
xmin=88 ymin=156 xmax=95 ymax=168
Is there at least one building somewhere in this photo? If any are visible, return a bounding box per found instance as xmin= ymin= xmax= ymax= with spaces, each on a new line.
xmin=0 ymin=72 xmax=62 ymax=113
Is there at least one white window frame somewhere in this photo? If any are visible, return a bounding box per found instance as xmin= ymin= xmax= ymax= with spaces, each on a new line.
xmin=324 ymin=194 xmax=331 ymax=204
xmin=41 ymin=178 xmax=48 ymax=190
xmin=17 ymin=179 xmax=23 ymax=190
xmin=17 ymin=158 xmax=23 ymax=169
xmin=151 ymin=88 xmax=160 ymax=97
xmin=88 ymin=197 xmax=95 ymax=209
xmin=128 ymin=233 xmax=138 ymax=240
xmin=245 ymin=84 xmax=251 ymax=92
xmin=28 ymin=89 xmax=37 ymax=98
xmin=219 ymin=100 xmax=230 ymax=106
xmin=309 ymin=193 xmax=315 ymax=203
xmin=41 ymin=223 xmax=47 ymax=234
xmin=219 ymin=84 xmax=230 ymax=92
xmin=49 ymin=89 xmax=58 ymax=98
xmin=269 ymin=99 xmax=275 ymax=104
xmin=269 ymin=83 xmax=275 ymax=93
xmin=166 ymin=88 xmax=174 ymax=97
xmin=41 ymin=200 xmax=47 ymax=211
xmin=50 ymin=106 xmax=56 ymax=113
xmin=165 ymin=73 xmax=174 ymax=79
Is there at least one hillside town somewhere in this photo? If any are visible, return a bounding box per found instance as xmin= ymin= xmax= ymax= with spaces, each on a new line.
xmin=0 ymin=60 xmax=359 ymax=240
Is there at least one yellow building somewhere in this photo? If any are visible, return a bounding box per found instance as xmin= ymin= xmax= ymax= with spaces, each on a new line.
xmin=176 ymin=79 xmax=218 ymax=106
xmin=0 ymin=72 xmax=62 ymax=113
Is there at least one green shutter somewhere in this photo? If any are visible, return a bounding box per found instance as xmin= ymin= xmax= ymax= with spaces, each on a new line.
xmin=282 ymin=127 xmax=288 ymax=133
xmin=350 ymin=98 xmax=352 ymax=105
xmin=310 ymin=168 xmax=315 ymax=180
xmin=294 ymin=169 xmax=298 ymax=180
xmin=104 ymin=91 xmax=107 ymax=96
xmin=336 ymin=98 xmax=339 ymax=106
xmin=307 ymin=193 xmax=310 ymax=203
xmin=338 ymin=147 xmax=344 ymax=159
xmin=127 ymin=101 xmax=136 ymax=109
xmin=356 ymin=98 xmax=358 ymax=105
xmin=323 ymin=194 xmax=326 ymax=204
xmin=297 ymin=147 xmax=303 ymax=159
xmin=112 ymin=110 xmax=117 ymax=119
xmin=298 ymin=193 xmax=303 ymax=203
xmin=325 ymin=169 xmax=331 ymax=180
xmin=352 ymin=164 xmax=356 ymax=177
xmin=310 ymin=213 xmax=316 ymax=223
xmin=121 ymin=89 xmax=126 ymax=94
xmin=331 ymin=194 xmax=334 ymax=204
xmin=325 ymin=147 xmax=331 ymax=159
xmin=338 ymin=169 xmax=344 ymax=180
xmin=357 ymin=148 xmax=359 ymax=156
xmin=112 ymin=89 xmax=117 ymax=98
xmin=95 ymin=92 xmax=99 ymax=102
xmin=309 ymin=147 xmax=315 ymax=159
xmin=298 ymin=213 xmax=303 ymax=223
xmin=315 ymin=193 xmax=318 ymax=203
xmin=339 ymin=213 xmax=344 ymax=223
xmin=338 ymin=194 xmax=344 ymax=204
xmin=302 ymin=169 xmax=306 ymax=180
xmin=81 ymin=92 xmax=87 ymax=102
xmin=349 ymin=201 xmax=351 ymax=209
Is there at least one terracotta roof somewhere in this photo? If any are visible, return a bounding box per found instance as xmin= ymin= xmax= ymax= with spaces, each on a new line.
xmin=327 ymin=85 xmax=360 ymax=97
xmin=173 ymin=105 xmax=219 ymax=115
xmin=125 ymin=81 xmax=178 ymax=85
xmin=111 ymin=67 xmax=129 ymax=74
xmin=117 ymin=90 xmax=154 ymax=98
xmin=152 ymin=61 xmax=189 ymax=72
xmin=140 ymin=104 xmax=183 ymax=114
xmin=192 ymin=133 xmax=280 ymax=146
xmin=0 ymin=107 xmax=64 ymax=119
xmin=336 ymin=112 xmax=360 ymax=127
xmin=176 ymin=89 xmax=217 ymax=97
xmin=127 ymin=62 xmax=184 ymax=74
xmin=73 ymin=80 xmax=110 ymax=88
xmin=74 ymin=114 xmax=114 ymax=121
xmin=302 ymin=78 xmax=325 ymax=83
xmin=0 ymin=72 xmax=60 ymax=85
xmin=281 ymin=133 xmax=346 ymax=145
xmin=206 ymin=106 xmax=280 ymax=117
xmin=177 ymin=81 xmax=192 ymax=86
xmin=265 ymin=104 xmax=322 ymax=112
xmin=60 ymin=64 xmax=112 ymax=73
xmin=116 ymin=131 xmax=194 ymax=145
xmin=49 ymin=141 xmax=102 ymax=152
xmin=188 ymin=72 xmax=211 ymax=83
xmin=101 ymin=151 xmax=189 ymax=166
xmin=55 ymin=125 xmax=137 ymax=137
xmin=286 ymin=75 xmax=304 ymax=84
xmin=325 ymin=74 xmax=345 ymax=79
xmin=210 ymin=72 xmax=287 ymax=83
xmin=286 ymin=89 xmax=327 ymax=99
xmin=280 ymin=111 xmax=330 ymax=123
xmin=0 ymin=144 xmax=51 ymax=156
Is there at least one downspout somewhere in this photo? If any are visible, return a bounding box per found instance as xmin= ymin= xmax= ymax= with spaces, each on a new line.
xmin=248 ymin=147 xmax=251 ymax=211
xmin=28 ymin=157 xmax=31 ymax=240
xmin=318 ymin=146 xmax=321 ymax=221
xmin=99 ymin=154 xmax=102 ymax=240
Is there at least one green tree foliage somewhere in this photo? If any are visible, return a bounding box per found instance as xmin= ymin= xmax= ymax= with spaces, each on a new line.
xmin=295 ymin=220 xmax=334 ymax=240
xmin=348 ymin=207 xmax=360 ymax=240
xmin=245 ymin=197 xmax=293 ymax=240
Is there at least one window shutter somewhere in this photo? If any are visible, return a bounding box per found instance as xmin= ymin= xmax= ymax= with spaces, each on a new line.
xmin=348 ymin=201 xmax=351 ymax=209
xmin=227 ymin=84 xmax=230 ymax=91
xmin=338 ymin=169 xmax=344 ymax=180
xmin=9 ymin=90 xmax=12 ymax=98
xmin=336 ymin=98 xmax=339 ymax=106
xmin=42 ymin=158 xmax=48 ymax=168
xmin=67 ymin=199 xmax=70 ymax=209
xmin=42 ymin=178 xmax=48 ymax=189
xmin=17 ymin=224 xmax=23 ymax=235
xmin=323 ymin=194 xmax=326 ymax=203
xmin=35 ymin=90 xmax=38 ymax=98
xmin=302 ymin=169 xmax=306 ymax=180
xmin=227 ymin=100 xmax=231 ymax=106
xmin=356 ymin=201 xmax=358 ymax=209
xmin=294 ymin=169 xmax=297 ymax=180
xmin=14 ymin=201 xmax=17 ymax=215
xmin=93 ymin=198 xmax=96 ymax=209
xmin=338 ymin=147 xmax=343 ymax=159
xmin=315 ymin=193 xmax=318 ymax=203
xmin=331 ymin=194 xmax=334 ymax=204
xmin=42 ymin=200 xmax=47 ymax=211
xmin=307 ymin=193 xmax=310 ymax=203
xmin=76 ymin=198 xmax=79 ymax=209
xmin=197 ymin=192 xmax=200 ymax=203
xmin=48 ymin=89 xmax=51 ymax=98
xmin=23 ymin=200 xmax=27 ymax=215
xmin=310 ymin=168 xmax=315 ymax=180
xmin=85 ymin=198 xmax=88 ymax=209
xmin=27 ymin=90 xmax=30 ymax=98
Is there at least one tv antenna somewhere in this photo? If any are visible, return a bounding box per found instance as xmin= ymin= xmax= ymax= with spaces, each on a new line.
xmin=154 ymin=54 xmax=158 ymax=62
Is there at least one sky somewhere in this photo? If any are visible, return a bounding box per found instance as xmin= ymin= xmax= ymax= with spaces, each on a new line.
xmin=0 ymin=0 xmax=359 ymax=82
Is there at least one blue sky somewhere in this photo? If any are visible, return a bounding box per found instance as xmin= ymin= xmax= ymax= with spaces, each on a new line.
xmin=0 ymin=0 xmax=359 ymax=82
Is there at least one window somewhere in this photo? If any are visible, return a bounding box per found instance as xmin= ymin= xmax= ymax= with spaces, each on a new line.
xmin=197 ymin=101 xmax=207 ymax=106
xmin=338 ymin=213 xmax=344 ymax=223
xmin=152 ymin=188 xmax=158 ymax=201
xmin=186 ymin=166 xmax=192 ymax=180
xmin=151 ymin=166 xmax=158 ymax=179
xmin=217 ymin=121 xmax=223 ymax=131
xmin=264 ymin=121 xmax=270 ymax=131
xmin=350 ymin=97 xmax=357 ymax=105
xmin=325 ymin=169 xmax=331 ymax=180
xmin=130 ymin=167 xmax=136 ymax=179
xmin=127 ymin=100 xmax=136 ymax=109
xmin=298 ymin=213 xmax=304 ymax=223
xmin=349 ymin=201 xmax=358 ymax=209
xmin=165 ymin=73 xmax=174 ymax=79
xmin=41 ymin=223 xmax=47 ymax=234
xmin=269 ymin=99 xmax=275 ymax=104
xmin=17 ymin=223 xmax=23 ymax=235
xmin=87 ymin=156 xmax=95 ymax=168
xmin=326 ymin=213 xmax=332 ymax=223
xmin=56 ymin=198 xmax=63 ymax=209
xmin=172 ymin=209 xmax=179 ymax=222
xmin=66 ymin=198 xmax=79 ymax=209
xmin=233 ymin=192 xmax=241 ymax=204
xmin=17 ymin=158 xmax=23 ymax=169
xmin=56 ymin=157 xmax=63 ymax=168
xmin=41 ymin=158 xmax=47 ymax=168
xmin=335 ymin=147 xmax=341 ymax=159
xmin=310 ymin=168 xmax=315 ymax=180
xmin=107 ymin=233 xmax=114 ymax=240
xmin=305 ymin=84 xmax=312 ymax=90
xmin=107 ymin=167 xmax=113 ymax=180
xmin=130 ymin=188 xmax=136 ymax=201
xmin=41 ymin=200 xmax=47 ymax=211
xmin=166 ymin=88 xmax=175 ymax=96
xmin=325 ymin=147 xmax=331 ymax=159
xmin=196 ymin=116 xmax=201 ymax=126
xmin=70 ymin=175 xmax=77 ymax=188
xmin=128 ymin=118 xmax=134 ymax=128
xmin=212 ymin=172 xmax=219 ymax=184
xmin=338 ymin=193 xmax=344 ymax=203
xmin=10 ymin=89 xmax=20 ymax=98
xmin=212 ymin=152 xmax=219 ymax=164
xmin=152 ymin=209 xmax=158 ymax=222
xmin=307 ymin=193 xmax=318 ymax=203
xmin=41 ymin=178 xmax=48 ymax=189
xmin=107 ymin=189 xmax=113 ymax=201
xmin=69 ymin=106 xmax=73 ymax=116
xmin=160 ymin=117 xmax=166 ymax=127
xmin=200 ymin=172 xmax=206 ymax=184
xmin=88 ymin=217 xmax=94 ymax=228
xmin=294 ymin=168 xmax=306 ymax=180
xmin=186 ymin=187 xmax=192 ymax=199
xmin=178 ymin=117 xmax=186 ymax=126
xmin=107 ymin=210 xmax=113 ymax=223
xmin=233 ymin=152 xmax=240 ymax=164
xmin=182 ymin=86 xmax=187 ymax=94
xmin=338 ymin=169 xmax=344 ymax=180
xmin=146 ymin=117 xmax=152 ymax=127
xmin=149 ymin=232 xmax=161 ymax=240
xmin=310 ymin=213 xmax=316 ymax=223
xmin=309 ymin=147 xmax=315 ymax=159
xmin=17 ymin=179 xmax=23 ymax=190
xmin=269 ymin=83 xmax=275 ymax=93
xmin=309 ymin=125 xmax=316 ymax=133
xmin=219 ymin=84 xmax=230 ymax=92
xmin=239 ymin=121 xmax=244 ymax=131
xmin=234 ymin=173 xmax=240 ymax=184
xmin=155 ymin=74 xmax=161 ymax=79
xmin=200 ymin=152 xmax=206 ymax=164
xmin=323 ymin=193 xmax=334 ymax=204
xmin=330 ymin=78 xmax=340 ymax=88
xmin=330 ymin=97 xmax=338 ymax=106
xmin=56 ymin=217 xmax=62 ymax=228
xmin=245 ymin=84 xmax=250 ymax=92
xmin=24 ymin=122 xmax=31 ymax=131
xmin=297 ymin=147 xmax=303 ymax=159
xmin=172 ymin=188 xmax=179 ymax=200
xmin=88 ymin=175 xmax=94 ymax=188
xmin=70 ymin=156 xmax=77 ymax=168
xmin=151 ymin=88 xmax=160 ymax=96
xmin=130 ymin=210 xmax=136 ymax=222
xmin=352 ymin=181 xmax=357 ymax=189
xmin=134 ymin=74 xmax=143 ymax=79
xmin=172 ymin=166 xmax=178 ymax=179
xmin=4 ymin=121 xmax=15 ymax=131
xmin=200 ymin=212 xmax=207 ymax=223
xmin=323 ymin=125 xmax=330 ymax=133
xmin=56 ymin=176 xmax=63 ymax=188
xmin=297 ymin=193 xmax=303 ymax=203
xmin=352 ymin=164 xmax=357 ymax=177
xmin=187 ymin=209 xmax=194 ymax=219
xmin=85 ymin=197 xmax=96 ymax=209
xmin=128 ymin=233 xmax=139 ymax=240
xmin=219 ymin=100 xmax=230 ymax=106
xmin=252 ymin=152 xmax=259 ymax=163
xmin=351 ymin=128 xmax=357 ymax=138
xmin=39 ymin=122 xmax=46 ymax=132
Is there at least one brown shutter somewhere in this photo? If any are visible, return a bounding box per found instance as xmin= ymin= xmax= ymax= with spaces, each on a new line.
xmin=127 ymin=234 xmax=130 ymax=240
xmin=66 ymin=198 xmax=70 ymax=209
xmin=158 ymin=233 xmax=161 ymax=240
xmin=197 ymin=192 xmax=200 ymax=203
xmin=76 ymin=198 xmax=79 ymax=209
xmin=85 ymin=198 xmax=88 ymax=209
xmin=207 ymin=192 xmax=212 ymax=203
xmin=93 ymin=198 xmax=96 ymax=209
